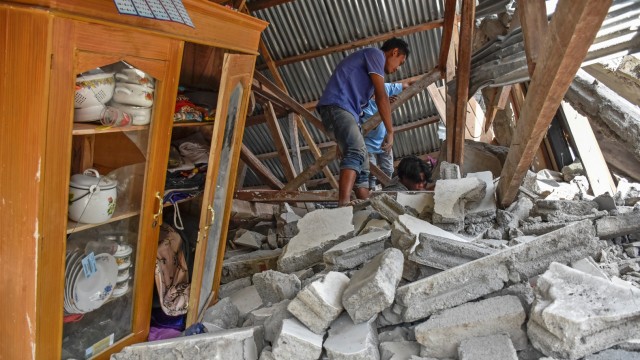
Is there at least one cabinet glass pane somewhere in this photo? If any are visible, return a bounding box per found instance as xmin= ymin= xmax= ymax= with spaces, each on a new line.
xmin=63 ymin=61 xmax=155 ymax=359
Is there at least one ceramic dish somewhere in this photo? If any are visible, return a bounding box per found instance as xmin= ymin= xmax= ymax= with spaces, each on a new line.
xmin=112 ymin=83 xmax=154 ymax=107
xmin=73 ymin=104 xmax=106 ymax=123
xmin=112 ymin=280 xmax=129 ymax=298
xmin=72 ymin=254 xmax=118 ymax=313
xmin=74 ymin=72 xmax=115 ymax=108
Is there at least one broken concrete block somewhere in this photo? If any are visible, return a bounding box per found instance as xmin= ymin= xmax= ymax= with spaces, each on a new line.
xmin=278 ymin=207 xmax=354 ymax=273
xmin=111 ymin=326 xmax=264 ymax=360
xmin=232 ymin=199 xmax=277 ymax=221
xmin=520 ymin=221 xmax=568 ymax=236
xmin=370 ymin=193 xmax=406 ymax=224
xmin=571 ymin=257 xmax=610 ymax=280
xmin=263 ymin=300 xmax=293 ymax=344
xmin=353 ymin=209 xmax=373 ymax=234
xmin=379 ymin=341 xmax=420 ymax=360
xmin=584 ymin=349 xmax=640 ymax=360
xmin=272 ymin=318 xmax=323 ymax=360
xmin=396 ymin=220 xmax=601 ymax=322
xmin=439 ymin=161 xmax=461 ymax=180
xmin=415 ymin=295 xmax=527 ymax=359
xmin=259 ymin=349 xmax=275 ymax=360
xmin=252 ymin=270 xmax=301 ymax=305
xmin=324 ymin=230 xmax=390 ymax=271
xmin=234 ymin=230 xmax=267 ymax=249
xmin=229 ymin=285 xmax=263 ymax=321
xmin=287 ymin=271 xmax=350 ymax=334
xmin=465 ymin=171 xmax=496 ymax=217
xmin=528 ymin=262 xmax=640 ymax=360
xmin=377 ymin=303 xmax=404 ymax=328
xmin=324 ymin=313 xmax=379 ymax=360
xmin=433 ymin=177 xmax=486 ymax=231
xmin=243 ymin=304 xmax=280 ymax=327
xmin=409 ymin=233 xmax=496 ymax=270
xmin=506 ymin=196 xmax=534 ymax=223
xmin=396 ymin=192 xmax=434 ymax=216
xmin=458 ymin=334 xmax=518 ymax=360
xmin=218 ymin=276 xmax=252 ymax=299
xmin=396 ymin=213 xmax=468 ymax=254
xmin=532 ymin=199 xmax=601 ymax=222
xmin=595 ymin=212 xmax=640 ymax=239
xmin=222 ymin=249 xmax=282 ymax=284
xmin=293 ymin=268 xmax=315 ymax=281
xmin=562 ymin=161 xmax=585 ymax=182
xmin=488 ymin=282 xmax=535 ymax=314
xmin=362 ymin=218 xmax=391 ymax=233
xmin=342 ymin=248 xmax=404 ymax=323
xmin=202 ymin=297 xmax=240 ymax=329
xmin=476 ymin=238 xmax=509 ymax=249
xmin=378 ymin=327 xmax=412 ymax=343
xmin=267 ymin=229 xmax=278 ymax=249
xmin=401 ymin=259 xmax=441 ymax=283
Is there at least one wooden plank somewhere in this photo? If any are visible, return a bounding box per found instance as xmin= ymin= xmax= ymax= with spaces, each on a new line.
xmin=394 ymin=115 xmax=441 ymax=132
xmin=483 ymin=86 xmax=511 ymax=132
xmin=451 ymin=0 xmax=476 ymax=165
xmin=518 ymin=0 xmax=549 ymax=75
xmin=240 ymin=143 xmax=285 ymax=189
xmin=260 ymin=19 xmax=445 ymax=68
xmin=235 ymin=190 xmax=339 ymax=202
xmin=497 ymin=0 xmax=613 ymax=207
xmin=427 ymin=84 xmax=446 ymax=120
xmin=369 ymin=162 xmax=392 ymax=186
xmin=283 ymin=146 xmax=337 ymax=191
xmin=438 ymin=0 xmax=458 ymax=74
xmin=264 ymin=102 xmax=298 ymax=183
xmin=362 ymin=67 xmax=441 ymax=135
xmin=235 ymin=160 xmax=247 ymax=191
xmin=562 ymin=102 xmax=616 ymax=196
xmin=296 ymin=117 xmax=339 ymax=189
xmin=247 ymin=0 xmax=295 ymax=11
xmin=258 ymin=39 xmax=288 ymax=92
xmin=253 ymin=71 xmax=327 ymax=134
xmin=288 ymin=113 xmax=306 ymax=189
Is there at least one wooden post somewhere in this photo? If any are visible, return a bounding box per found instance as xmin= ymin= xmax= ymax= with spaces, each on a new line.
xmin=497 ymin=0 xmax=613 ymax=207
xmin=239 ymin=144 xmax=285 ymax=189
xmin=264 ymin=102 xmax=298 ymax=183
xmin=518 ymin=0 xmax=549 ymax=75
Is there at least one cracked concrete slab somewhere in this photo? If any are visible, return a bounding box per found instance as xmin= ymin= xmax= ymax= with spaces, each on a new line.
xmin=465 ymin=171 xmax=496 ymax=217
xmin=396 ymin=192 xmax=434 ymax=216
xmin=433 ymin=177 xmax=486 ymax=231
xmin=528 ymin=262 xmax=640 ymax=360
xmin=595 ymin=212 xmax=640 ymax=239
xmin=379 ymin=341 xmax=420 ymax=360
xmin=222 ymin=249 xmax=282 ymax=284
xmin=324 ymin=230 xmax=390 ymax=271
xmin=278 ymin=207 xmax=354 ymax=273
xmin=370 ymin=193 xmax=407 ymax=224
xmin=272 ymin=318 xmax=324 ymax=360
xmin=252 ymin=270 xmax=300 ymax=305
xmin=324 ymin=313 xmax=379 ymax=360
xmin=458 ymin=334 xmax=518 ymax=360
xmin=409 ymin=233 xmax=497 ymax=270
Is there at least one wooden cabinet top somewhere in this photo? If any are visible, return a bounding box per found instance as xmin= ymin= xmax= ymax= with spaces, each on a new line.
xmin=4 ymin=0 xmax=268 ymax=53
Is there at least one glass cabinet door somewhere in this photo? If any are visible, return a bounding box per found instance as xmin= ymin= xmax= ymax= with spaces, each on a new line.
xmin=188 ymin=53 xmax=257 ymax=322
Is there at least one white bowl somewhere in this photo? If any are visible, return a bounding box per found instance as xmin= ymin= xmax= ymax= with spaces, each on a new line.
xmin=115 ymin=68 xmax=155 ymax=88
xmin=74 ymin=104 xmax=105 ymax=123
xmin=113 ymin=83 xmax=154 ymax=107
xmin=75 ymin=72 xmax=115 ymax=108
xmin=110 ymin=102 xmax=152 ymax=125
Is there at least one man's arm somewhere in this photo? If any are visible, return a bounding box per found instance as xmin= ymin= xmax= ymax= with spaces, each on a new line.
xmin=371 ymin=74 xmax=393 ymax=151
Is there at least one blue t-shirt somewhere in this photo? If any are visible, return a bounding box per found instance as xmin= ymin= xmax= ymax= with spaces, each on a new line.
xmin=363 ymin=82 xmax=403 ymax=154
xmin=317 ymin=48 xmax=385 ymax=123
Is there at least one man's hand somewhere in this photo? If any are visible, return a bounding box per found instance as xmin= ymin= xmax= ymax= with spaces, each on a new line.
xmin=389 ymin=95 xmax=399 ymax=104
xmin=382 ymin=131 xmax=394 ymax=151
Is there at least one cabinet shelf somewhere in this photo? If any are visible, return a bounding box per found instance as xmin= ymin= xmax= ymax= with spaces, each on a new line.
xmin=172 ymin=121 xmax=214 ymax=127
xmin=67 ymin=208 xmax=141 ymax=234
xmin=72 ymin=123 xmax=150 ymax=136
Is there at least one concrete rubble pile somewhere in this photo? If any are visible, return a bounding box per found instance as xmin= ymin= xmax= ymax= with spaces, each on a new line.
xmin=112 ymin=164 xmax=640 ymax=360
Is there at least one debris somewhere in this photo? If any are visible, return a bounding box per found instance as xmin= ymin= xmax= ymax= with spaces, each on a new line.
xmin=252 ymin=270 xmax=301 ymax=305
xmin=323 ymin=230 xmax=390 ymax=271
xmin=324 ymin=313 xmax=379 ymax=359
xmin=271 ymin=318 xmax=323 ymax=360
xmin=458 ymin=334 xmax=518 ymax=360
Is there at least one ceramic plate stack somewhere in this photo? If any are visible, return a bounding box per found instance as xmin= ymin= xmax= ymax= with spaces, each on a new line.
xmin=64 ymin=251 xmax=118 ymax=314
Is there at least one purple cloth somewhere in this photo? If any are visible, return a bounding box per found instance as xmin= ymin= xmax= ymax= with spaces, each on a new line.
xmin=317 ymin=48 xmax=385 ymax=123
xmin=150 ymin=307 xmax=186 ymax=331
xmin=148 ymin=326 xmax=182 ymax=341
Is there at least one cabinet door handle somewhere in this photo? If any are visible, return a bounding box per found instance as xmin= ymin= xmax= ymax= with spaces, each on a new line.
xmin=152 ymin=192 xmax=163 ymax=227
xmin=204 ymin=205 xmax=215 ymax=231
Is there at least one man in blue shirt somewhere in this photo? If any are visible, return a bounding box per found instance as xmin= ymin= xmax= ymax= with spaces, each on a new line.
xmin=316 ymin=38 xmax=409 ymax=207
xmin=362 ymin=81 xmax=412 ymax=189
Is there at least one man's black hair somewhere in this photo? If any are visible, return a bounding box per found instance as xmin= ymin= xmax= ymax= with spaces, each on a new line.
xmin=397 ymin=155 xmax=432 ymax=184
xmin=381 ymin=37 xmax=410 ymax=57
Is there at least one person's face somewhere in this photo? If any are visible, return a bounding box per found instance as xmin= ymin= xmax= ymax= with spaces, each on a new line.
xmin=402 ymin=172 xmax=427 ymax=191
xmin=385 ymin=49 xmax=406 ymax=74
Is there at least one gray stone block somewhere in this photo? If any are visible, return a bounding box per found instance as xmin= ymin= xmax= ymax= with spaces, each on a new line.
xmin=229 ymin=285 xmax=263 ymax=321
xmin=111 ymin=326 xmax=264 ymax=360
xmin=396 ymin=192 xmax=434 ymax=216
xmin=433 ymin=177 xmax=486 ymax=231
xmin=378 ymin=327 xmax=412 ymax=343
xmin=409 ymin=234 xmax=496 ymax=270
xmin=415 ymin=295 xmax=527 ymax=359
xmin=272 ymin=318 xmax=323 ymax=360
xmin=532 ymin=199 xmax=599 ymax=222
xmin=376 ymin=303 xmax=404 ymax=328
xmin=458 ymin=334 xmax=517 ymax=360
xmin=397 ymin=220 xmax=601 ymax=322
xmin=379 ymin=341 xmax=420 ymax=360
xmin=342 ymin=248 xmax=404 ymax=323
xmin=222 ymin=249 xmax=282 ymax=284
xmin=235 ymin=230 xmax=267 ymax=249
xmin=263 ymin=300 xmax=293 ymax=344
xmin=584 ymin=349 xmax=640 ymax=360
xmin=252 ymin=270 xmax=301 ymax=305
xmin=278 ymin=207 xmax=354 ymax=273
xmin=324 ymin=230 xmax=390 ymax=271
xmin=466 ymin=171 xmax=497 ymax=217
xmin=370 ymin=193 xmax=407 ymax=224
xmin=324 ymin=313 xmax=379 ymax=360
xmin=595 ymin=212 xmax=640 ymax=239
xmin=528 ymin=263 xmax=640 ymax=360
xmin=202 ymin=297 xmax=240 ymax=329
xmin=288 ymin=271 xmax=350 ymax=334
xmin=219 ymin=276 xmax=252 ymax=299
xmin=243 ymin=304 xmax=280 ymax=327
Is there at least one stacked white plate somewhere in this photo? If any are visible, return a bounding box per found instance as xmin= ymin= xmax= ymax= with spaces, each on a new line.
xmin=64 ymin=250 xmax=118 ymax=314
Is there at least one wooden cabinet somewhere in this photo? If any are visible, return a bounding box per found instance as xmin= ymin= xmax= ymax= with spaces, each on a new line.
xmin=0 ymin=1 xmax=266 ymax=359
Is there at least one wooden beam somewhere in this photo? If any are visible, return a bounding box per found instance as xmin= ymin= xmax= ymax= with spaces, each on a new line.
xmin=497 ymin=0 xmax=613 ymax=207
xmin=362 ymin=67 xmax=442 ymax=135
xmin=262 ymin=20 xmax=445 ymax=68
xmin=258 ymin=40 xmax=288 ymax=92
xmin=247 ymin=0 xmax=295 ymax=12
xmin=253 ymin=71 xmax=327 ymax=134
xmin=235 ymin=190 xmax=339 ymax=202
xmin=445 ymin=25 xmax=459 ymax=162
xmin=252 ymin=84 xmax=290 ymax=111
xmin=562 ymin=102 xmax=616 ymax=196
xmin=296 ymin=117 xmax=339 ymax=189
xmin=518 ymin=0 xmax=549 ymax=76
xmin=393 ymin=115 xmax=441 ymax=133
xmin=264 ymin=102 xmax=298 ymax=184
xmin=483 ymin=86 xmax=512 ymax=132
xmin=288 ymin=113 xmax=304 ymax=176
xmin=438 ymin=0 xmax=458 ymax=75
xmin=283 ymin=146 xmax=337 ymax=191
xmin=369 ymin=162 xmax=392 ymax=186
xmin=451 ymin=0 xmax=476 ymax=165
xmin=234 ymin=160 xmax=247 ymax=191
xmin=240 ymin=144 xmax=284 ymax=189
